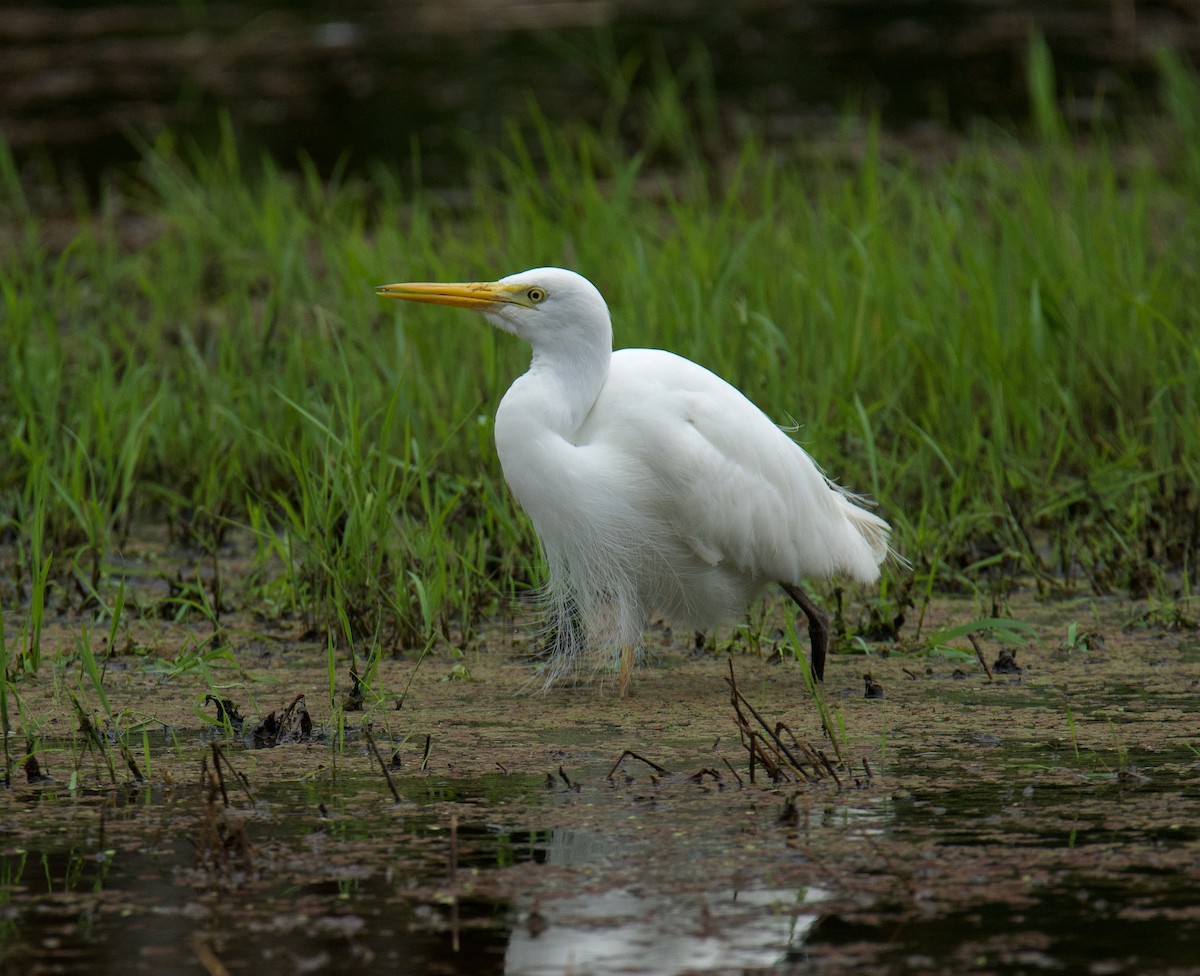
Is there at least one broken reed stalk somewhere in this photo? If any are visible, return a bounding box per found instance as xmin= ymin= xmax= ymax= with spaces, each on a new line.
xmin=69 ymin=693 xmax=117 ymax=784
xmin=726 ymin=660 xmax=839 ymax=786
xmin=606 ymin=750 xmax=670 ymax=780
xmin=969 ymin=632 xmax=994 ymax=681
xmin=196 ymin=748 xmax=255 ymax=881
xmin=816 ymin=749 xmax=842 ymax=787
xmin=119 ymin=740 xmax=145 ymax=782
xmin=208 ymin=743 xmax=255 ymax=806
xmin=209 ymin=742 xmax=231 ymax=807
xmin=687 ymin=768 xmax=722 ymax=783
xmin=749 ymin=731 xmax=786 ymax=782
xmin=363 ymin=726 xmax=402 ymax=803
xmin=773 ymin=721 xmax=822 ymax=781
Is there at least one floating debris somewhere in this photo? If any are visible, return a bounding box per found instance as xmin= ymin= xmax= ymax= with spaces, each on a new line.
xmin=994 ymin=648 xmax=1024 ymax=674
xmin=343 ymin=668 xmax=366 ymax=712
xmin=247 ymin=694 xmax=314 ymax=749
xmin=23 ymin=750 xmax=51 ymax=784
xmin=204 ymin=695 xmax=245 ymax=734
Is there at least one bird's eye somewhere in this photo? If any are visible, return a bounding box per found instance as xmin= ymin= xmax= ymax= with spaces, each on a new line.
xmin=526 ymin=287 xmax=547 ymax=304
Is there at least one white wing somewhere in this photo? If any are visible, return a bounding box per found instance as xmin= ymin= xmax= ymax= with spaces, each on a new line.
xmin=583 ymin=348 xmax=889 ymax=586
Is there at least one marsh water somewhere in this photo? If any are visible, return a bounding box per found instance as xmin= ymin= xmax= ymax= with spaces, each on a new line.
xmin=8 ymin=1 xmax=1199 ymax=183
xmin=4 ymin=590 xmax=1199 ymax=975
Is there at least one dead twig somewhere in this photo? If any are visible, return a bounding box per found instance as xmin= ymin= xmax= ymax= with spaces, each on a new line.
xmin=726 ymin=660 xmax=841 ymax=786
xmin=363 ymin=726 xmax=402 ymax=804
xmin=214 ymin=744 xmax=255 ymax=805
xmin=816 ymin=749 xmax=843 ymax=788
xmin=209 ymin=742 xmax=230 ymax=807
xmin=195 ymin=748 xmax=254 ymax=881
xmin=775 ymin=722 xmax=823 ymax=782
xmin=606 ymin=750 xmax=670 ymax=780
xmin=206 ymin=743 xmax=255 ymax=807
xmin=119 ymin=740 xmax=144 ymax=782
xmin=969 ymin=632 xmax=993 ymax=681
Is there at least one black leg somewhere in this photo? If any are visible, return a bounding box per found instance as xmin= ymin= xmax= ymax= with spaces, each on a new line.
xmin=779 ymin=581 xmax=829 ymax=682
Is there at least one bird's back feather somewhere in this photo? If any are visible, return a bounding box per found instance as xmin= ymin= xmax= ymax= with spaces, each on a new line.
xmin=585 ymin=348 xmax=890 ymax=586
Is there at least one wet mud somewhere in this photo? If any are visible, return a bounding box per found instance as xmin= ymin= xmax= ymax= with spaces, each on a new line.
xmin=2 ymin=590 xmax=1199 ymax=974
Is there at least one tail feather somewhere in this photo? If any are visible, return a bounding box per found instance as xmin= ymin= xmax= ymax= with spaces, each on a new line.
xmin=827 ymin=480 xmax=899 ymax=580
xmin=847 ymin=504 xmax=892 ymax=566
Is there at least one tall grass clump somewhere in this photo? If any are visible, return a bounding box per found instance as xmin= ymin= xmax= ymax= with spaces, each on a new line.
xmin=1 ymin=47 xmax=1198 ymax=671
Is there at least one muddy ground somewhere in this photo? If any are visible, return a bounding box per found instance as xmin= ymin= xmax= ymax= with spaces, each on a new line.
xmin=2 ymin=589 xmax=1199 ymax=975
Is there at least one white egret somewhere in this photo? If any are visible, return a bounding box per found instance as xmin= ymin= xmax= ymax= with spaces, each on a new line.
xmin=376 ymin=268 xmax=892 ymax=695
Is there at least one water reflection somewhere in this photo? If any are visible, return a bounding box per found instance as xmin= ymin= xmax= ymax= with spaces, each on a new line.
xmin=504 ymin=827 xmax=824 ymax=975
xmin=506 ymin=885 xmax=826 ymax=976
xmin=1 ymin=842 xmax=511 ymax=975
xmin=0 ymin=814 xmax=820 ymax=976
xmin=7 ymin=745 xmax=1196 ymax=975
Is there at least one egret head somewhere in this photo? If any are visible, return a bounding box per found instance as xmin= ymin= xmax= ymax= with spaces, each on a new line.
xmin=376 ymin=267 xmax=610 ymax=349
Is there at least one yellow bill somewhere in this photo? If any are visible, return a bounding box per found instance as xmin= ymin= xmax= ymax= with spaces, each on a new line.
xmin=375 ymin=280 xmax=525 ymax=311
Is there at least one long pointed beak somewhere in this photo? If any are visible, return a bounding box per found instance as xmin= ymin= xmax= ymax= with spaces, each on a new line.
xmin=375 ymin=280 xmax=516 ymax=311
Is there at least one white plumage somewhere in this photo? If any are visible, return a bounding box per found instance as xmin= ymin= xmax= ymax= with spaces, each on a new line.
xmin=377 ymin=267 xmax=892 ymax=693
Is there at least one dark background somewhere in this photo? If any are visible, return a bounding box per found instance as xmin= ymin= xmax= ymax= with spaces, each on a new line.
xmin=4 ymin=0 xmax=1199 ymax=181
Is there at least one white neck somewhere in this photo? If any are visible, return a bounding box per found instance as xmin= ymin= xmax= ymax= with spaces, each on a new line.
xmin=492 ymin=337 xmax=612 ymax=518
xmin=521 ymin=340 xmax=611 ymax=435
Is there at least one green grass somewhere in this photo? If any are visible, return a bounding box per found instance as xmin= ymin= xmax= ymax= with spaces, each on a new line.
xmin=1 ymin=52 xmax=1198 ymax=672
